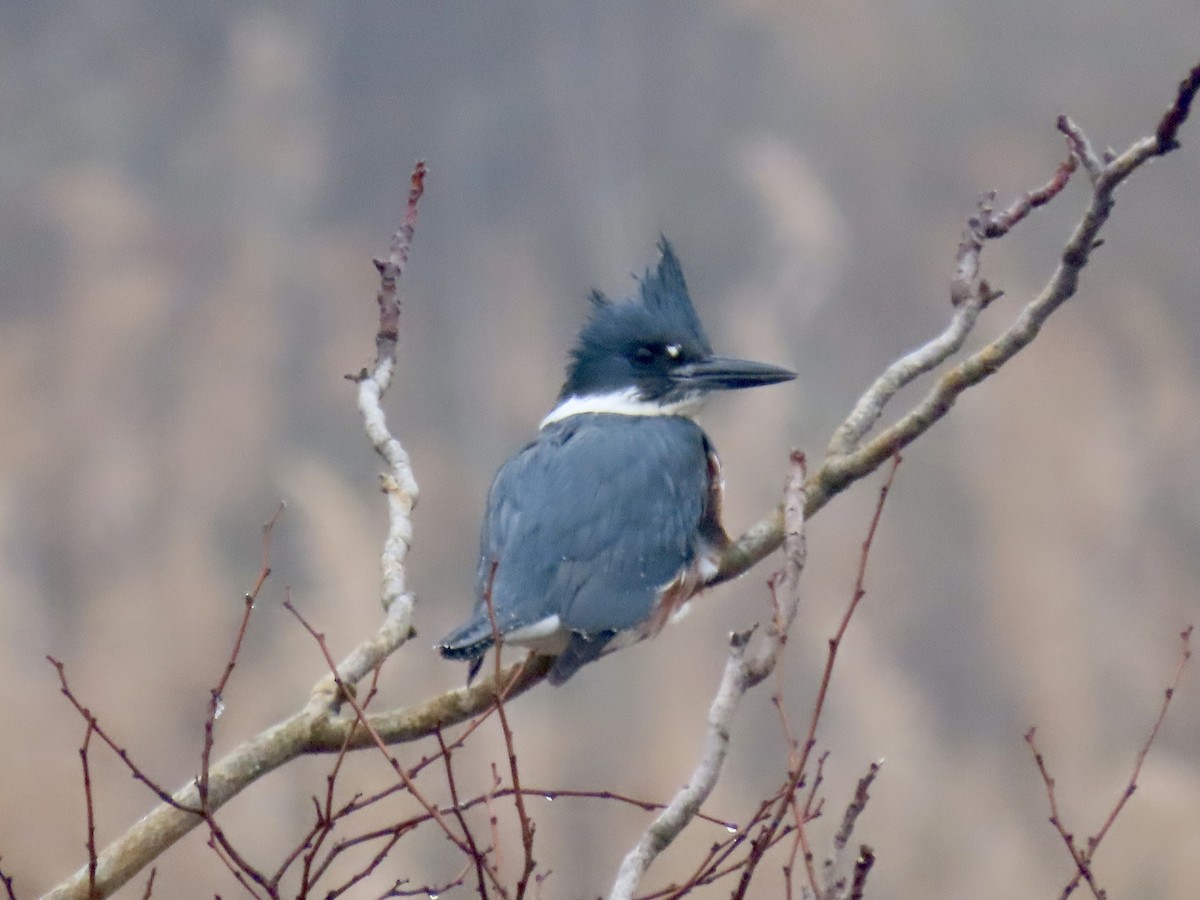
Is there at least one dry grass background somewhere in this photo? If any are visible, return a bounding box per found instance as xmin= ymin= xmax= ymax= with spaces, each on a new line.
xmin=1 ymin=2 xmax=1198 ymax=897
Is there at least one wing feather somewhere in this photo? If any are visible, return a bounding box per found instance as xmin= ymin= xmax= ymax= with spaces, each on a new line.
xmin=480 ymin=415 xmax=711 ymax=637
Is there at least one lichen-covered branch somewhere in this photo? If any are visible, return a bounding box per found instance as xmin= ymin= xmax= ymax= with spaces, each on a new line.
xmin=713 ymin=63 xmax=1200 ymax=585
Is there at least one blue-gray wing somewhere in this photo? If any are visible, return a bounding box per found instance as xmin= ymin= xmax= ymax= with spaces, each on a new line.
xmin=478 ymin=414 xmax=712 ymax=641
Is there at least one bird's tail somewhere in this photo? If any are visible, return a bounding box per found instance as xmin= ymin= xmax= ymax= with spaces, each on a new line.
xmin=436 ymin=618 xmax=494 ymax=683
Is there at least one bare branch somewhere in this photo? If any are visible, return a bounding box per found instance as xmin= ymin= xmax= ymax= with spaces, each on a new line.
xmin=1027 ymin=625 xmax=1194 ymax=899
xmin=733 ymin=456 xmax=899 ymax=899
xmin=1025 ymin=727 xmax=1104 ymax=898
xmin=821 ymin=761 xmax=883 ymax=899
xmin=436 ymin=729 xmax=496 ymax=897
xmin=715 ymin=64 xmax=1200 ymax=584
xmin=1153 ymin=61 xmax=1200 ymax=153
xmin=47 ymin=658 xmax=184 ymax=811
xmin=827 ymin=146 xmax=1075 ymax=460
xmin=79 ymin=723 xmax=97 ymax=897
xmin=39 ymin=60 xmax=1200 ymax=898
xmin=200 ymin=503 xmax=283 ymax=810
xmin=1087 ymin=625 xmax=1193 ymax=853
xmin=609 ymin=451 xmax=809 ymax=899
xmin=482 ymin=567 xmax=538 ymax=895
xmin=283 ymin=598 xmax=497 ymax=872
xmin=0 ymin=860 xmax=16 ymax=900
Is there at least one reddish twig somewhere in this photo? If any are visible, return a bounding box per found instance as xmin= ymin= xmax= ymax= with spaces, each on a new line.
xmin=793 ymin=458 xmax=901 ymax=888
xmin=848 ymin=846 xmax=874 ymax=900
xmin=721 ymin=59 xmax=1200 ymax=584
xmin=305 ymin=818 xmax=422 ymax=890
xmin=323 ymin=828 xmax=417 ymax=899
xmin=1026 ymin=625 xmax=1193 ymax=899
xmin=205 ymin=833 xmax=271 ymax=900
xmin=485 ymin=763 xmax=505 ymax=879
xmin=436 ymin=728 xmax=495 ymax=897
xmin=482 ymin=563 xmax=538 ymax=896
xmin=282 ymin=598 xmax=495 ymax=887
xmin=199 ymin=503 xmax=284 ymax=809
xmin=1025 ymin=728 xmax=1103 ymax=897
xmin=47 ymin=658 xmax=183 ymax=810
xmin=534 ymin=789 xmax=734 ymax=829
xmin=983 ymin=153 xmax=1078 ymax=239
xmin=79 ymin=721 xmax=98 ymax=896
xmin=47 ymin=512 xmax=286 ymax=896
xmin=1089 ymin=625 xmax=1193 ymax=852
xmin=1154 ymin=61 xmax=1200 ymax=153
xmin=364 ymin=160 xmax=426 ymax=377
xmin=202 ymin=805 xmax=276 ymax=897
xmin=139 ymin=868 xmax=155 ymax=900
xmin=734 ymin=455 xmax=900 ymax=899
xmin=282 ymin=720 xmax=356 ymax=890
xmin=381 ymin=864 xmax=470 ymax=899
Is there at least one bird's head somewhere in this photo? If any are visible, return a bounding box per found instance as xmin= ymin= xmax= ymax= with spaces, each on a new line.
xmin=544 ymin=239 xmax=795 ymax=426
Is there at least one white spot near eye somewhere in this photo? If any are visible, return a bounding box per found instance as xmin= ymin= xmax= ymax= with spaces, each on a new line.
xmin=666 ymin=344 xmax=681 ymax=359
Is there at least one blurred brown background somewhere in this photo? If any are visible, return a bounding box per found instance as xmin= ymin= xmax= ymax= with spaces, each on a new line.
xmin=2 ymin=3 xmax=1198 ymax=898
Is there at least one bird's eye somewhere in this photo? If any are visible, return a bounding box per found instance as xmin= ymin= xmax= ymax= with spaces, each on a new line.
xmin=634 ymin=345 xmax=657 ymax=364
xmin=665 ymin=344 xmax=681 ymax=359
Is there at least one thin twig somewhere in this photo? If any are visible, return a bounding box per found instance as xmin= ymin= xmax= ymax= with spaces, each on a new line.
xmin=351 ymin=161 xmax=426 ymax=615
xmin=281 ymin=717 xmax=356 ymax=889
xmin=47 ymin=658 xmax=184 ymax=810
xmin=1087 ymin=625 xmax=1194 ymax=853
xmin=610 ymin=451 xmax=809 ymax=899
xmin=80 ymin=722 xmax=97 ymax=897
xmin=436 ymin=728 xmax=494 ymax=898
xmin=734 ymin=457 xmax=899 ymax=899
xmin=1024 ymin=727 xmax=1103 ymax=898
xmin=482 ymin=563 xmax=538 ymax=896
xmin=283 ymin=599 xmax=479 ymax=865
xmin=1027 ymin=625 xmax=1193 ymax=900
xmin=199 ymin=503 xmax=283 ymax=809
xmin=205 ymin=834 xmax=272 ymax=900
xmin=0 ymin=861 xmax=15 ymax=900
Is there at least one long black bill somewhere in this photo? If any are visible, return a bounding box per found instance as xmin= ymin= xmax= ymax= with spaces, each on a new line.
xmin=672 ymin=355 xmax=797 ymax=391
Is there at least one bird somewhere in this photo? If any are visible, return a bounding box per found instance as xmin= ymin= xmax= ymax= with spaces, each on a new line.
xmin=437 ymin=239 xmax=795 ymax=685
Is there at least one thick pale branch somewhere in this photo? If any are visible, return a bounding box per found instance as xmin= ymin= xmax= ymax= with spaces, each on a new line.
xmin=357 ymin=161 xmax=425 ymax=617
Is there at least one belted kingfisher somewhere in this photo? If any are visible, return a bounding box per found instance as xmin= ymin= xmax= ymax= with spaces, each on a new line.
xmin=437 ymin=239 xmax=795 ymax=685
